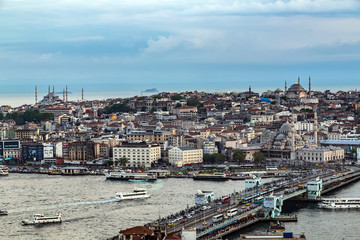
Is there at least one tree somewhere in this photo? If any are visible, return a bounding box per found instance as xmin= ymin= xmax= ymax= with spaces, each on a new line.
xmin=186 ymin=98 xmax=201 ymax=107
xmin=149 ymin=107 xmax=157 ymax=114
xmin=253 ymin=152 xmax=265 ymax=164
xmin=233 ymin=150 xmax=245 ymax=162
xmin=212 ymin=153 xmax=225 ymax=162
xmin=162 ymin=107 xmax=167 ymax=111
xmin=175 ymin=103 xmax=182 ymax=108
xmin=105 ymin=103 xmax=129 ymax=114
xmin=116 ymin=157 xmax=129 ymax=167
xmin=171 ymin=94 xmax=183 ymax=100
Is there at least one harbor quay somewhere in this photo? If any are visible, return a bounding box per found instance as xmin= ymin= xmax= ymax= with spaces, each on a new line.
xmin=112 ymin=167 xmax=360 ymax=240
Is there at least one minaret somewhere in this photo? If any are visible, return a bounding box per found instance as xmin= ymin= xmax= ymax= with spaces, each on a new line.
xmin=249 ymin=85 xmax=251 ymax=93
xmin=48 ymin=85 xmax=50 ymax=95
xmin=290 ymin=112 xmax=296 ymax=161
xmin=298 ymin=76 xmax=300 ymax=85
xmin=82 ymin=88 xmax=84 ymax=101
xmin=285 ymin=81 xmax=287 ymax=92
xmin=309 ymin=75 xmax=311 ymax=98
xmin=63 ymin=89 xmax=65 ymax=102
xmin=53 ymin=85 xmax=55 ymax=94
xmin=314 ymin=106 xmax=318 ymax=146
xmin=66 ymin=85 xmax=68 ymax=102
xmin=35 ymin=86 xmax=37 ymax=104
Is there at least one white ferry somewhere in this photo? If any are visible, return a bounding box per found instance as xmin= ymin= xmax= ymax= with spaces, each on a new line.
xmin=115 ymin=187 xmax=151 ymax=201
xmin=105 ymin=170 xmax=157 ymax=182
xmin=22 ymin=213 xmax=62 ymax=225
xmin=318 ymin=198 xmax=360 ymax=209
xmin=0 ymin=166 xmax=9 ymax=176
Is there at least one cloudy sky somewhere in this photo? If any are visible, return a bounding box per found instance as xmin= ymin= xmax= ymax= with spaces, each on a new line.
xmin=1 ymin=0 xmax=360 ymax=100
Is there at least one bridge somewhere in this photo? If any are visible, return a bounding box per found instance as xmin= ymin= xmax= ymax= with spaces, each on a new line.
xmin=143 ymin=168 xmax=360 ymax=239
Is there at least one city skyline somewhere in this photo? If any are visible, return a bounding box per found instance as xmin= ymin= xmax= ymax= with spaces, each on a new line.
xmin=1 ymin=0 xmax=360 ymax=97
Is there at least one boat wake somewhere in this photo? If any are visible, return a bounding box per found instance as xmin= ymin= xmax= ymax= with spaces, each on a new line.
xmin=9 ymin=198 xmax=119 ymax=214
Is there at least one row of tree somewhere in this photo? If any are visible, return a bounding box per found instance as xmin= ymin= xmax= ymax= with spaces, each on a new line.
xmin=0 ymin=110 xmax=53 ymax=125
xmin=203 ymin=151 xmax=265 ymax=164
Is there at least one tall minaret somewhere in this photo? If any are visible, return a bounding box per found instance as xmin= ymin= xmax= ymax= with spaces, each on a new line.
xmin=285 ymin=80 xmax=287 ymax=92
xmin=290 ymin=112 xmax=296 ymax=161
xmin=63 ymin=89 xmax=65 ymax=102
xmin=35 ymin=86 xmax=38 ymax=104
xmin=298 ymin=76 xmax=300 ymax=85
xmin=309 ymin=75 xmax=311 ymax=98
xmin=48 ymin=85 xmax=50 ymax=95
xmin=249 ymin=85 xmax=251 ymax=93
xmin=53 ymin=85 xmax=55 ymax=94
xmin=314 ymin=106 xmax=318 ymax=146
xmin=82 ymin=88 xmax=84 ymax=101
xmin=66 ymin=85 xmax=68 ymax=102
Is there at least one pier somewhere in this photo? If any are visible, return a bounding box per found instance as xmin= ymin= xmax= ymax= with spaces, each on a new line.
xmin=135 ymin=168 xmax=360 ymax=240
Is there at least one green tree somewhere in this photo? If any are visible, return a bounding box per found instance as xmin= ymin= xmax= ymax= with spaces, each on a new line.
xmin=116 ymin=157 xmax=129 ymax=167
xmin=186 ymin=98 xmax=201 ymax=107
xmin=212 ymin=153 xmax=225 ymax=162
xmin=149 ymin=107 xmax=157 ymax=113
xmin=175 ymin=103 xmax=182 ymax=108
xmin=253 ymin=152 xmax=265 ymax=164
xmin=105 ymin=103 xmax=129 ymax=114
xmin=233 ymin=150 xmax=245 ymax=162
xmin=171 ymin=94 xmax=183 ymax=100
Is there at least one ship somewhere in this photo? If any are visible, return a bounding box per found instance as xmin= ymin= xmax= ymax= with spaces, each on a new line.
xmin=115 ymin=187 xmax=151 ymax=201
xmin=0 ymin=210 xmax=8 ymax=216
xmin=0 ymin=166 xmax=9 ymax=176
xmin=105 ymin=170 xmax=157 ymax=182
xmin=193 ymin=172 xmax=228 ymax=181
xmin=22 ymin=213 xmax=62 ymax=225
xmin=318 ymin=198 xmax=360 ymax=209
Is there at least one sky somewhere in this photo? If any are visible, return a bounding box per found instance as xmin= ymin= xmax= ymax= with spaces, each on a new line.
xmin=1 ymin=0 xmax=360 ymax=106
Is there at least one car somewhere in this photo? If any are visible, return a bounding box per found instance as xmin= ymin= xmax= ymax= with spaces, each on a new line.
xmin=180 ymin=219 xmax=185 ymax=224
xmin=207 ymin=206 xmax=211 ymax=209
xmin=190 ymin=211 xmax=195 ymax=215
xmin=185 ymin=214 xmax=192 ymax=219
xmin=201 ymin=206 xmax=207 ymax=211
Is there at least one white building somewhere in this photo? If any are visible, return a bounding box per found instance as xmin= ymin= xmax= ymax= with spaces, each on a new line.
xmin=203 ymin=141 xmax=218 ymax=154
xmin=113 ymin=142 xmax=161 ymax=168
xmin=295 ymin=121 xmax=314 ymax=132
xmin=168 ymin=146 xmax=203 ymax=167
xmin=297 ymin=146 xmax=344 ymax=163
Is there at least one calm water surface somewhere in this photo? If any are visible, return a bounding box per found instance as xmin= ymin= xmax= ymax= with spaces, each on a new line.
xmin=1 ymin=174 xmax=359 ymax=240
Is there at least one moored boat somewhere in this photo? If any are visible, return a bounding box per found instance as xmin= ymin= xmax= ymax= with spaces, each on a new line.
xmin=193 ymin=172 xmax=228 ymax=181
xmin=115 ymin=187 xmax=151 ymax=201
xmin=22 ymin=213 xmax=62 ymax=225
xmin=105 ymin=170 xmax=157 ymax=182
xmin=318 ymin=198 xmax=360 ymax=209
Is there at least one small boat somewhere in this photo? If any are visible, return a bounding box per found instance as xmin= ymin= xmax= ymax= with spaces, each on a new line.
xmin=318 ymin=198 xmax=360 ymax=209
xmin=115 ymin=187 xmax=151 ymax=201
xmin=22 ymin=213 xmax=62 ymax=225
xmin=0 ymin=210 xmax=8 ymax=216
xmin=0 ymin=166 xmax=9 ymax=176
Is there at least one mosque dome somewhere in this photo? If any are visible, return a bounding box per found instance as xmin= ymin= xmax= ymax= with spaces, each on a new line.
xmin=280 ymin=123 xmax=292 ymax=133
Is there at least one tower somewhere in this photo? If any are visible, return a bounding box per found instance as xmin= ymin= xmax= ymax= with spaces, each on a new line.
xmin=63 ymin=89 xmax=65 ymax=102
xmin=290 ymin=112 xmax=296 ymax=161
xmin=314 ymin=106 xmax=318 ymax=146
xmin=66 ymin=85 xmax=68 ymax=102
xmin=82 ymin=88 xmax=84 ymax=101
xmin=298 ymin=76 xmax=300 ymax=85
xmin=249 ymin=85 xmax=251 ymax=93
xmin=53 ymin=85 xmax=55 ymax=94
xmin=48 ymin=85 xmax=50 ymax=95
xmin=309 ymin=75 xmax=311 ymax=98
xmin=35 ymin=86 xmax=37 ymax=104
xmin=285 ymin=81 xmax=287 ymax=92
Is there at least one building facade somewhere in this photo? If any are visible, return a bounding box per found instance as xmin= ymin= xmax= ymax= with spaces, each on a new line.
xmin=168 ymin=146 xmax=203 ymax=167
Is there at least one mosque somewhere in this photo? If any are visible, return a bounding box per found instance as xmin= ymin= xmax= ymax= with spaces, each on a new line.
xmin=285 ymin=76 xmax=312 ymax=99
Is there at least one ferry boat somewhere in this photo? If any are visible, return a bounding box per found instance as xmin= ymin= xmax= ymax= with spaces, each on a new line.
xmin=105 ymin=170 xmax=157 ymax=182
xmin=193 ymin=172 xmax=228 ymax=181
xmin=0 ymin=166 xmax=9 ymax=176
xmin=0 ymin=210 xmax=8 ymax=216
xmin=318 ymin=198 xmax=360 ymax=209
xmin=115 ymin=187 xmax=151 ymax=201
xmin=22 ymin=213 xmax=62 ymax=225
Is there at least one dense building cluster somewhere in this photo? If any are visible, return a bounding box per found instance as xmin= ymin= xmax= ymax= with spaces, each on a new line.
xmin=1 ymin=77 xmax=359 ymax=168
